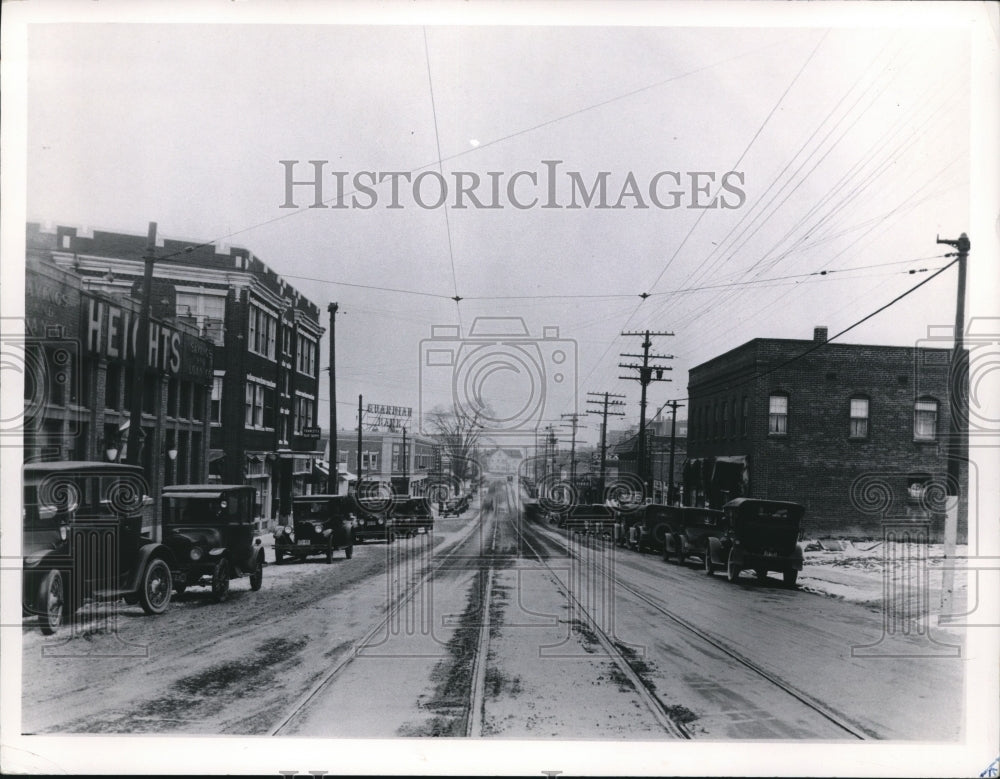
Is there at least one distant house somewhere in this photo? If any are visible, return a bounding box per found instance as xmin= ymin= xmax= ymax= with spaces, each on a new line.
xmin=485 ymin=447 xmax=523 ymax=475
xmin=686 ymin=326 xmax=965 ymax=540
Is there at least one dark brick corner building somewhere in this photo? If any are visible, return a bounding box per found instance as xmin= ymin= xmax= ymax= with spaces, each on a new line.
xmin=685 ymin=326 xmax=966 ymax=540
xmin=29 ymin=222 xmax=326 ymax=530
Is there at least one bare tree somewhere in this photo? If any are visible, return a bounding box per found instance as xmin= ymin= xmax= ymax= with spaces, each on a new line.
xmin=425 ymin=405 xmax=490 ymax=485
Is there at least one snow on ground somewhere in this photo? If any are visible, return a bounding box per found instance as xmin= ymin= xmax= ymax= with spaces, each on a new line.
xmin=797 ymin=540 xmax=969 ymax=633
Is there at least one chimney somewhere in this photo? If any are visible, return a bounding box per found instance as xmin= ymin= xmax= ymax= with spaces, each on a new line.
xmin=813 ymin=326 xmax=828 ymax=343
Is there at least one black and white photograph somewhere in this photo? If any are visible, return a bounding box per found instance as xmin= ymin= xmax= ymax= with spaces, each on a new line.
xmin=1 ymin=1 xmax=998 ymax=776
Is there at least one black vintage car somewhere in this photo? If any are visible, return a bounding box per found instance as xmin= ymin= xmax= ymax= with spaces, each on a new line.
xmin=662 ymin=506 xmax=725 ymax=565
xmin=634 ymin=504 xmax=674 ymax=553
xmin=161 ymin=485 xmax=265 ymax=601
xmin=390 ymin=497 xmax=434 ymax=536
xmin=440 ymin=494 xmax=469 ymax=518
xmin=350 ymin=498 xmax=396 ymax=544
xmin=563 ymin=503 xmax=616 ymax=535
xmin=703 ymin=498 xmax=805 ymax=586
xmin=22 ymin=462 xmax=175 ymax=634
xmin=275 ymin=495 xmax=355 ymax=563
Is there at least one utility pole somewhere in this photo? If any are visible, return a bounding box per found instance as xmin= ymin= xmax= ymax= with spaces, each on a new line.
xmin=327 ymin=302 xmax=339 ymax=494
xmin=356 ymin=394 xmax=363 ymax=496
xmin=936 ymin=232 xmax=970 ymax=620
xmin=620 ymin=330 xmax=673 ymax=500
xmin=125 ymin=221 xmax=158 ymax=467
xmin=560 ymin=413 xmax=582 ymax=485
xmin=586 ymin=392 xmax=625 ymax=502
xmin=664 ymin=400 xmax=684 ymax=504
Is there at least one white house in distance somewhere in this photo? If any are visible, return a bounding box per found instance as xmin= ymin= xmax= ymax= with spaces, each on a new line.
xmin=485 ymin=447 xmax=523 ymax=475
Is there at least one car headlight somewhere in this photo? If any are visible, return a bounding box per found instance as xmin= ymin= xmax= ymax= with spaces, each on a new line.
xmin=377 ymin=518 xmax=384 ymax=526
xmin=190 ymin=547 xmax=203 ymax=561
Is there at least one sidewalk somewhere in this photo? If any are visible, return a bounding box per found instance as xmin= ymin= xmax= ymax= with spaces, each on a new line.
xmin=798 ymin=540 xmax=969 ymax=633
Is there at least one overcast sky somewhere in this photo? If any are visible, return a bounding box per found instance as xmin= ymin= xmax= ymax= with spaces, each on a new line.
xmin=21 ymin=6 xmax=988 ymax=447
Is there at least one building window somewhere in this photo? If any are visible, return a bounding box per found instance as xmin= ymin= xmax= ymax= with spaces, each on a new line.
xmin=294 ymin=395 xmax=315 ymax=434
xmin=211 ymin=375 xmax=224 ymax=423
xmin=849 ymin=397 xmax=869 ymax=439
xmin=722 ymin=401 xmax=730 ymax=438
xmin=248 ymin=304 xmax=277 ymax=359
xmin=768 ymin=394 xmax=788 ymax=435
xmin=176 ymin=291 xmax=226 ymax=346
xmin=741 ymin=396 xmax=749 ymax=437
xmin=245 ymin=384 xmax=254 ymax=427
xmin=297 ymin=336 xmax=317 ymax=378
xmin=914 ymin=398 xmax=938 ymax=441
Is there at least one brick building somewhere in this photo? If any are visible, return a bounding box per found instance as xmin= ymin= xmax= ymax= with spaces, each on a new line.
xmin=28 ymin=222 xmax=325 ymax=529
xmin=685 ymin=326 xmax=965 ymax=539
xmin=24 ymin=254 xmax=214 ymax=533
xmin=322 ymin=429 xmax=438 ymax=497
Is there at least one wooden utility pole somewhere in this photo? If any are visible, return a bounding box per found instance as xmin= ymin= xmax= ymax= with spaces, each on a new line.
xmin=125 ymin=222 xmax=158 ymax=467
xmin=560 ymin=413 xmax=582 ymax=485
xmin=356 ymin=394 xmax=363 ymax=495
xmin=664 ymin=399 xmax=684 ymax=504
xmin=586 ymin=392 xmax=625 ymax=501
xmin=936 ymin=232 xmax=970 ymax=620
xmin=620 ymin=330 xmax=673 ymax=499
xmin=327 ymin=302 xmax=339 ymax=494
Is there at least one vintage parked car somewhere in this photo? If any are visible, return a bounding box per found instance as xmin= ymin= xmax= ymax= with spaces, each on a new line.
xmin=632 ymin=504 xmax=675 ymax=553
xmin=702 ymin=498 xmax=806 ymax=586
xmin=161 ymin=484 xmax=265 ymax=601
xmin=390 ymin=497 xmax=435 ymax=536
xmin=563 ymin=503 xmax=616 ymax=535
xmin=662 ymin=506 xmax=725 ymax=564
xmin=22 ymin=462 xmax=175 ymax=634
xmin=350 ymin=499 xmax=396 ymax=544
xmin=440 ymin=494 xmax=470 ymax=517
xmin=274 ymin=495 xmax=356 ymax=563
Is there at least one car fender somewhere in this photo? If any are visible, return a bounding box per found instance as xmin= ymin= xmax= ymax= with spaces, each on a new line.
xmin=126 ymin=543 xmax=176 ymax=592
xmin=706 ymin=536 xmax=723 ymax=565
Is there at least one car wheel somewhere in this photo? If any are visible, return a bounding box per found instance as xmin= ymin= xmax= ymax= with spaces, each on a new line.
xmin=675 ymin=538 xmax=686 ymax=566
xmin=37 ymin=570 xmax=65 ymax=636
xmin=755 ymin=568 xmax=769 ymax=584
xmin=387 ymin=531 xmax=396 ymax=544
xmin=783 ymin=569 xmax=798 ymax=587
xmin=249 ymin=555 xmax=264 ymax=591
xmin=704 ymin=550 xmax=716 ymax=576
xmin=211 ymin=559 xmax=231 ymax=602
xmin=662 ymin=543 xmax=672 ymax=563
xmin=138 ymin=558 xmax=172 ymax=615
xmin=325 ymin=540 xmax=334 ymax=564
xmin=726 ymin=549 xmax=741 ymax=583
xmin=345 ymin=543 xmax=354 ymax=560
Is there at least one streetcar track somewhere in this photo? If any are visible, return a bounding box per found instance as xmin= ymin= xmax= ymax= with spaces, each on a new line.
xmin=526 ymin=512 xmax=871 ymax=740
xmin=508 ymin=515 xmax=692 ymax=739
xmin=267 ymin=501 xmax=492 ymax=736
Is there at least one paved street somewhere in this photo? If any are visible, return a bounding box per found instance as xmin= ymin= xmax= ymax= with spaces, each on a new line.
xmin=21 ymin=477 xmax=963 ymax=740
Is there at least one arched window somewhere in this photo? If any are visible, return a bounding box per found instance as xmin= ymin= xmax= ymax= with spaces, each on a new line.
xmin=768 ymin=393 xmax=788 ymax=435
xmin=914 ymin=397 xmax=938 ymax=441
